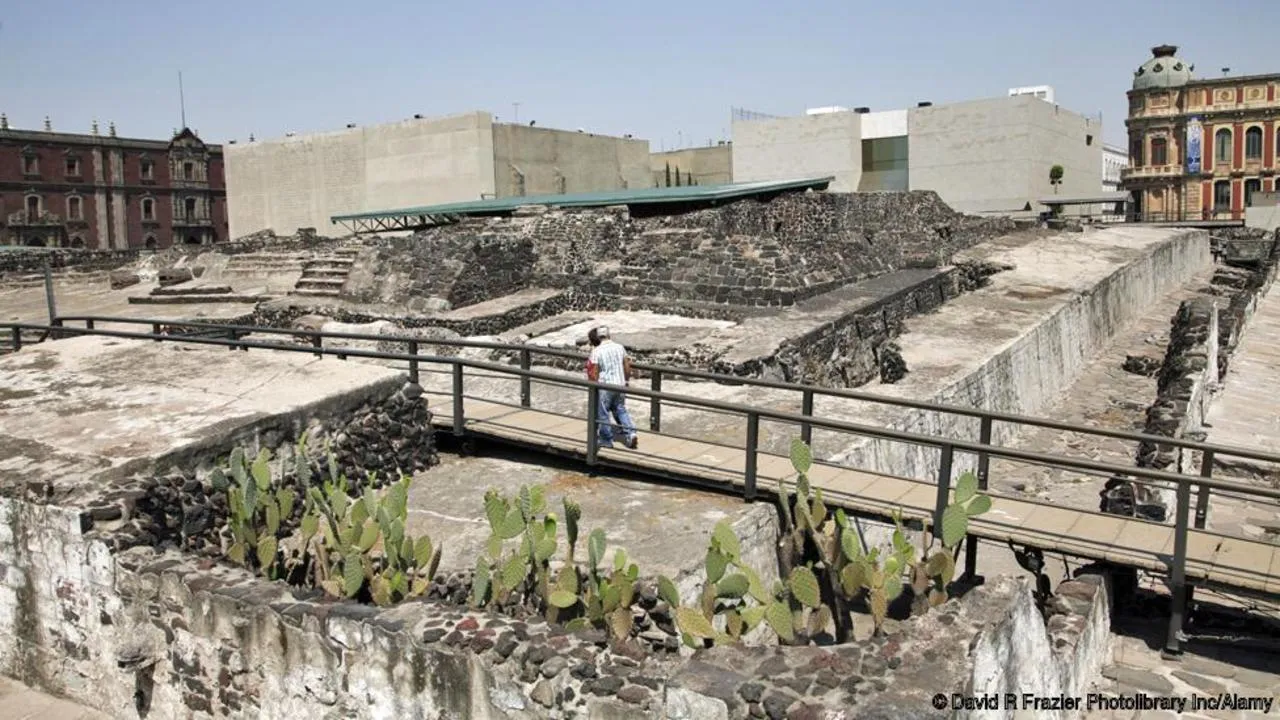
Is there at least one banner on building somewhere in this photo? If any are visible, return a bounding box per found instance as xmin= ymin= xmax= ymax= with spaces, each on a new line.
xmin=1186 ymin=117 xmax=1202 ymax=174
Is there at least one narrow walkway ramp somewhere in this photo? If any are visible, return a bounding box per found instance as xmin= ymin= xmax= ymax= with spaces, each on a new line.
xmin=425 ymin=391 xmax=1280 ymax=598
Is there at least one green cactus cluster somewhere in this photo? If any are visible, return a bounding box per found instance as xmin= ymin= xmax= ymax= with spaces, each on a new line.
xmin=305 ymin=471 xmax=441 ymax=606
xmin=214 ymin=443 xmax=305 ymax=581
xmin=214 ymin=437 xmax=441 ymax=608
xmin=470 ymin=486 xmax=643 ymax=645
xmin=665 ymin=520 xmax=773 ymax=647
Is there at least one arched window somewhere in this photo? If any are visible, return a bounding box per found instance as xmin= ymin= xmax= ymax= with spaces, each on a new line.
xmin=69 ymin=235 xmax=85 ymax=249
xmin=1214 ymin=128 xmax=1232 ymax=165
xmin=1130 ymin=137 xmax=1144 ymax=167
xmin=67 ymin=196 xmax=82 ymax=221
xmin=1245 ymin=127 xmax=1263 ymax=159
xmin=144 ymin=235 xmax=158 ymax=250
xmin=24 ymin=195 xmax=40 ymax=218
xmin=1151 ymin=137 xmax=1168 ymax=165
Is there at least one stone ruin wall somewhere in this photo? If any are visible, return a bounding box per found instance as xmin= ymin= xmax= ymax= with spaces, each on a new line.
xmin=346 ymin=191 xmax=1016 ymax=312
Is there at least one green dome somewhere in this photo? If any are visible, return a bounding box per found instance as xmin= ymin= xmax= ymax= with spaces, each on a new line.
xmin=1133 ymin=45 xmax=1194 ymax=90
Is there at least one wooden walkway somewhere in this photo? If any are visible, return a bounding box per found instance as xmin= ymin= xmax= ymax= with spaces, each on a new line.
xmin=426 ymin=391 xmax=1280 ymax=598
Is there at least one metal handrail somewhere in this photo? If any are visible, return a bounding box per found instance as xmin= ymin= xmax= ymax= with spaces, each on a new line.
xmin=7 ymin=320 xmax=1273 ymax=497
xmin=6 ymin=319 xmax=1275 ymax=655
xmin=51 ymin=314 xmax=1280 ymax=467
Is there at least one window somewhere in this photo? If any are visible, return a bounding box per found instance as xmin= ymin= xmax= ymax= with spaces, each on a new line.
xmin=1214 ymin=180 xmax=1232 ymax=209
xmin=1086 ymin=134 xmax=1093 ymax=146
xmin=69 ymin=236 xmax=85 ymax=249
xmin=144 ymin=235 xmax=158 ymax=250
xmin=68 ymin=196 xmax=82 ymax=221
xmin=141 ymin=159 xmax=154 ymax=181
xmin=22 ymin=155 xmax=38 ymax=175
xmin=142 ymin=198 xmax=155 ymax=221
xmin=1214 ymin=128 xmax=1232 ymax=165
xmin=1131 ymin=138 xmax=1144 ymax=167
xmin=184 ymin=197 xmax=197 ymax=219
xmin=1245 ymin=127 xmax=1263 ymax=160
xmin=1151 ymin=137 xmax=1168 ymax=166
xmin=25 ymin=195 xmax=40 ymax=216
xmin=65 ymin=157 xmax=81 ymax=176
xmin=1245 ymin=179 xmax=1261 ymax=207
xmin=183 ymin=162 xmax=194 ymax=180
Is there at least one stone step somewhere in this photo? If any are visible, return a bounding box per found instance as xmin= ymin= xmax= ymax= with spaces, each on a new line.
xmin=299 ymin=268 xmax=350 ymax=278
xmin=296 ymin=277 xmax=346 ymax=287
xmin=151 ymin=284 xmax=234 ymax=296
xmin=306 ymin=257 xmax=355 ymax=266
xmin=128 ymin=294 xmax=265 ymax=304
xmin=292 ymin=289 xmax=342 ymax=297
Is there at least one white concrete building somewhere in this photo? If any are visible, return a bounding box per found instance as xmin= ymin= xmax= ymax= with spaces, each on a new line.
xmin=225 ymin=112 xmax=651 ymax=238
xmin=1008 ymin=85 xmax=1056 ymax=104
xmin=732 ymin=94 xmax=1102 ymax=213
xmin=1102 ymin=143 xmax=1128 ymax=193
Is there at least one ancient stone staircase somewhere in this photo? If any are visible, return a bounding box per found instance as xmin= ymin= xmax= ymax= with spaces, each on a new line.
xmin=221 ymin=252 xmax=310 ymax=278
xmin=293 ymin=247 xmax=360 ymax=298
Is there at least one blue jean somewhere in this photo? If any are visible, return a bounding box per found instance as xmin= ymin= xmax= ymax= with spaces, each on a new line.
xmin=596 ymin=389 xmax=636 ymax=447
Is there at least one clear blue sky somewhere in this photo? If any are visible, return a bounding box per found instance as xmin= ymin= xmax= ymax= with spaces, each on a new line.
xmin=3 ymin=0 xmax=1277 ymax=150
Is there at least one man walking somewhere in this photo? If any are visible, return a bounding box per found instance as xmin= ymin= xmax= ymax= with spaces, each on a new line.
xmin=587 ymin=327 xmax=638 ymax=449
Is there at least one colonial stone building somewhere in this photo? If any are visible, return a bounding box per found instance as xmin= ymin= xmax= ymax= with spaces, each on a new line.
xmin=0 ymin=115 xmax=226 ymax=249
xmin=1123 ymin=45 xmax=1280 ymax=221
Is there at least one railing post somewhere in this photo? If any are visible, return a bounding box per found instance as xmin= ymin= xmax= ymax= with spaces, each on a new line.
xmin=933 ymin=444 xmax=955 ymax=534
xmin=1193 ymin=449 xmax=1214 ymax=530
xmin=586 ymin=384 xmax=600 ymax=466
xmin=964 ymin=417 xmax=994 ymax=581
xmin=520 ymin=348 xmax=531 ymax=408
xmin=451 ymin=363 xmax=464 ymax=438
xmin=407 ymin=340 xmax=420 ymax=384
xmin=85 ymin=319 xmax=94 ymax=330
xmin=744 ymin=412 xmax=760 ymax=501
xmin=1165 ymin=478 xmax=1192 ymax=656
xmin=311 ymin=334 xmax=323 ymax=358
xmin=10 ymin=328 xmax=20 ymax=352
xmin=800 ymin=389 xmax=814 ymax=447
xmin=649 ymin=370 xmax=662 ymax=432
xmin=151 ymin=322 xmax=162 ymax=341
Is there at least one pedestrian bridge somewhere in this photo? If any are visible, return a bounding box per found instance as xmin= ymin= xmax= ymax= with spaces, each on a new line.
xmin=8 ymin=316 xmax=1280 ymax=655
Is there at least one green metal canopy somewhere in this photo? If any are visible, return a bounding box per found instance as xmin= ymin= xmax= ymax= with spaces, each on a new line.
xmin=330 ymin=177 xmax=834 ymax=234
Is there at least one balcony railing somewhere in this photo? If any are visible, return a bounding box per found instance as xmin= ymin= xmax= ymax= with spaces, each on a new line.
xmin=6 ymin=210 xmax=62 ymax=226
xmin=1120 ymin=164 xmax=1185 ymax=180
xmin=172 ymin=215 xmax=213 ymax=227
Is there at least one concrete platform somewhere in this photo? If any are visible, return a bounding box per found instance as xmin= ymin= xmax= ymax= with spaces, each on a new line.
xmin=0 ymin=676 xmax=111 ymax=720
xmin=403 ymin=447 xmax=778 ymax=603
xmin=0 ymin=336 xmax=403 ymax=492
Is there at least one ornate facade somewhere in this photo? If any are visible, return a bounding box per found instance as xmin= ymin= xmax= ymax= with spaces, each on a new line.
xmin=1123 ymin=45 xmax=1280 ymax=221
xmin=0 ymin=116 xmax=226 ymax=249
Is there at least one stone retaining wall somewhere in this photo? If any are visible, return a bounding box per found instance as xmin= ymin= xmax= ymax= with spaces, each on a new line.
xmin=0 ymin=480 xmax=1114 ymax=720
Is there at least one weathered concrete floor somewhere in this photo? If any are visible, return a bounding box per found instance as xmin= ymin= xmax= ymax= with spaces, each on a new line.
xmin=403 ymin=446 xmax=779 ymax=601
xmin=0 ymin=277 xmax=253 ymax=326
xmin=520 ymin=309 xmax=737 ymax=353
xmin=0 ymin=336 xmax=402 ymax=490
xmin=1085 ymin=615 xmax=1280 ymax=719
xmin=0 ymin=676 xmax=112 ymax=720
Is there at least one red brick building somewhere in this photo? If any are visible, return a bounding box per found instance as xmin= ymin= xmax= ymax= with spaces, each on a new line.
xmin=1122 ymin=45 xmax=1280 ymax=221
xmin=0 ymin=115 xmax=226 ymax=249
